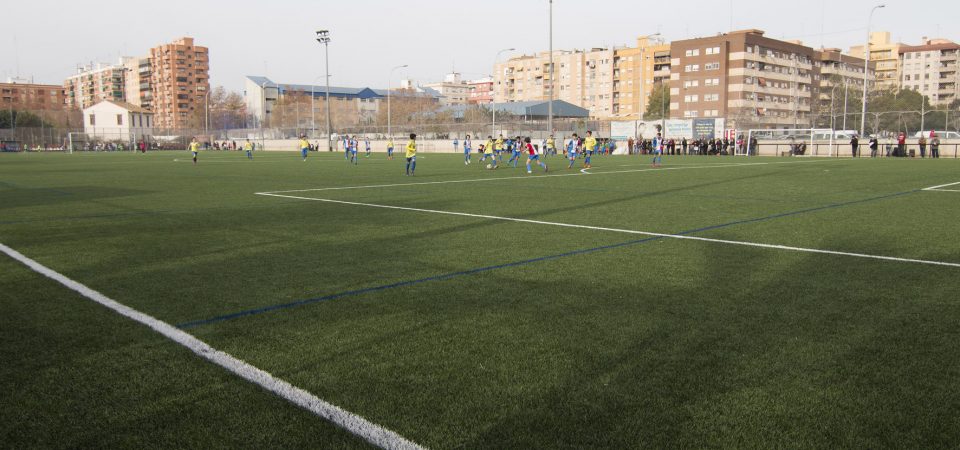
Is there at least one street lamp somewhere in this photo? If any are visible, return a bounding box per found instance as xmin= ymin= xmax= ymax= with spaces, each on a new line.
xmin=492 ymin=48 xmax=515 ymax=137
xmin=316 ymin=30 xmax=332 ymax=151
xmin=387 ymin=64 xmax=408 ymax=139
xmin=860 ymin=4 xmax=885 ymax=138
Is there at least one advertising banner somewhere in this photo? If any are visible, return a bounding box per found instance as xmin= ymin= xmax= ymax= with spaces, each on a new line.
xmin=610 ymin=121 xmax=636 ymax=140
xmin=665 ymin=120 xmax=693 ymax=139
xmin=693 ymin=119 xmax=717 ymax=139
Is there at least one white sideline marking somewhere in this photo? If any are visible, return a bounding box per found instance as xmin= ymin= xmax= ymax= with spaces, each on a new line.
xmin=256 ymin=193 xmax=960 ymax=269
xmin=580 ymin=169 xmax=591 ymax=174
xmin=0 ymin=243 xmax=424 ymax=450
xmin=923 ymin=181 xmax=960 ymax=192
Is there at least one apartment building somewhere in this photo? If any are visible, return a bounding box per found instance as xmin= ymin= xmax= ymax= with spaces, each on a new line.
xmin=123 ymin=57 xmax=153 ymax=109
xmin=64 ymin=60 xmax=128 ymax=110
xmin=899 ymin=38 xmax=960 ymax=105
xmin=467 ymin=78 xmax=493 ymax=105
xmin=670 ymin=30 xmax=818 ymax=129
xmin=149 ymin=37 xmax=210 ymax=129
xmin=613 ymin=36 xmax=671 ymax=120
xmin=849 ymin=32 xmax=902 ymax=88
xmin=1 ymin=77 xmax=68 ymax=111
xmin=814 ymin=49 xmax=872 ymax=121
xmin=423 ymin=73 xmax=472 ymax=106
xmin=494 ymin=47 xmax=616 ymax=118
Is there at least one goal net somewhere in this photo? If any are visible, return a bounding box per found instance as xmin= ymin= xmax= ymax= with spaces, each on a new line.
xmin=744 ymin=129 xmax=835 ymax=157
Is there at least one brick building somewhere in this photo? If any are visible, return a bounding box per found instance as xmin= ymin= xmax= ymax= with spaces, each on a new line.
xmin=149 ymin=37 xmax=210 ymax=129
xmin=64 ymin=61 xmax=128 ymax=110
xmin=1 ymin=78 xmax=68 ymax=111
xmin=899 ymin=38 xmax=960 ymax=106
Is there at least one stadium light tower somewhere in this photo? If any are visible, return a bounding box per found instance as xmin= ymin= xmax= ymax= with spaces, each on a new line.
xmin=316 ymin=30 xmax=332 ymax=151
xmin=860 ymin=4 xmax=885 ymax=138
xmin=492 ymin=48 xmax=515 ymax=138
xmin=548 ymin=0 xmax=554 ymax=139
xmin=387 ymin=64 xmax=408 ymax=139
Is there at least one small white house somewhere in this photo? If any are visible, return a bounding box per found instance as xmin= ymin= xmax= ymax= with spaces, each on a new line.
xmin=83 ymin=100 xmax=154 ymax=143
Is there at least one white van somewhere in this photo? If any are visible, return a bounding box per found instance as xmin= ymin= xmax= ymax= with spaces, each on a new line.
xmin=914 ymin=131 xmax=960 ymax=139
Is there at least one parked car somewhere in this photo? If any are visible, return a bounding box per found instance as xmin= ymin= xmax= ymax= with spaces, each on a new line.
xmin=914 ymin=131 xmax=960 ymax=139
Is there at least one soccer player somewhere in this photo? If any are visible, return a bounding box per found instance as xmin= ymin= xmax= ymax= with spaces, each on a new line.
xmin=299 ymin=134 xmax=311 ymax=161
xmin=463 ymin=134 xmax=472 ymax=165
xmin=546 ymin=135 xmax=556 ymax=157
xmin=453 ymin=138 xmax=459 ymax=153
xmin=481 ymin=136 xmax=497 ymax=169
xmin=583 ymin=131 xmax=597 ymax=169
xmin=495 ymin=135 xmax=505 ymax=164
xmin=405 ymin=133 xmax=417 ymax=176
xmin=343 ymin=136 xmax=351 ymax=160
xmin=507 ymin=136 xmax=522 ymax=168
xmin=567 ymin=134 xmax=579 ymax=169
xmin=189 ymin=137 xmax=200 ymax=165
xmin=652 ymin=133 xmax=664 ymax=167
xmin=387 ymin=137 xmax=395 ymax=160
xmin=364 ymin=137 xmax=372 ymax=158
xmin=244 ymin=139 xmax=253 ymax=160
xmin=524 ymin=137 xmax=548 ymax=174
xmin=349 ymin=136 xmax=359 ymax=165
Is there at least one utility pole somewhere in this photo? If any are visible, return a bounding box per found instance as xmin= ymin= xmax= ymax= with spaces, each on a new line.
xmin=316 ymin=30 xmax=332 ymax=151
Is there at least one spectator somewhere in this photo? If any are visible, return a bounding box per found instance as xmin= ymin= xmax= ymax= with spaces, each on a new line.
xmin=850 ymin=135 xmax=859 ymax=158
xmin=897 ymin=132 xmax=906 ymax=157
xmin=918 ymin=135 xmax=928 ymax=158
xmin=930 ymin=133 xmax=940 ymax=159
xmin=869 ymin=136 xmax=879 ymax=158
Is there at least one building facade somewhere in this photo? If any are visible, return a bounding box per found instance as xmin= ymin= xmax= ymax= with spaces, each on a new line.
xmin=83 ymin=100 xmax=154 ymax=142
xmin=849 ymin=32 xmax=902 ymax=89
xmin=64 ymin=60 xmax=128 ymax=110
xmin=123 ymin=57 xmax=153 ymax=109
xmin=670 ymin=30 xmax=819 ymax=129
xmin=899 ymin=38 xmax=960 ymax=105
xmin=494 ymin=48 xmax=616 ymax=119
xmin=467 ymin=78 xmax=493 ymax=105
xmin=423 ymin=73 xmax=472 ymax=106
xmin=1 ymin=78 xmax=68 ymax=111
xmin=814 ymin=48 xmax=872 ymax=127
xmin=613 ymin=36 xmax=671 ymax=120
xmin=148 ymin=37 xmax=210 ymax=129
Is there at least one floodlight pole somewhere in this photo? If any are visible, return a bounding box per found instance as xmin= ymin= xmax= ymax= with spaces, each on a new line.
xmin=317 ymin=30 xmax=332 ymax=151
xmin=548 ymin=0 xmax=554 ymax=139
xmin=861 ymin=4 xmax=885 ymax=138
xmin=387 ymin=64 xmax=408 ymax=139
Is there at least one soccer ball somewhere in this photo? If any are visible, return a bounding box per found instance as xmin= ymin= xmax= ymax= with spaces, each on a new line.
xmin=486 ymin=164 xmax=493 ymax=169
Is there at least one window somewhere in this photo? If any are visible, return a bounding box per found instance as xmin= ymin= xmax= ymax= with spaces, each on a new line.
xmin=684 ymin=64 xmax=700 ymax=72
xmin=89 ymin=114 xmax=95 ymax=126
xmin=684 ymin=95 xmax=699 ymax=103
xmin=117 ymin=114 xmax=123 ymax=125
xmin=706 ymin=47 xmax=721 ymax=55
xmin=684 ymin=110 xmax=699 ymax=118
xmin=706 ymin=78 xmax=720 ymax=86
xmin=705 ymin=63 xmax=720 ymax=70
xmin=683 ymin=80 xmax=700 ymax=88
xmin=685 ymin=49 xmax=700 ymax=57
xmin=704 ymin=94 xmax=720 ymax=101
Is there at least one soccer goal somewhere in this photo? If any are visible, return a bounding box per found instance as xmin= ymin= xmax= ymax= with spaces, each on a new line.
xmin=745 ymin=129 xmax=835 ymax=157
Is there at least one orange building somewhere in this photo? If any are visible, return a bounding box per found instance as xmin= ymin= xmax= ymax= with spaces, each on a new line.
xmin=148 ymin=37 xmax=210 ymax=129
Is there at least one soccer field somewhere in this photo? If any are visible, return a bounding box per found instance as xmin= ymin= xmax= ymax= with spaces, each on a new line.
xmin=2 ymin=150 xmax=959 ymax=448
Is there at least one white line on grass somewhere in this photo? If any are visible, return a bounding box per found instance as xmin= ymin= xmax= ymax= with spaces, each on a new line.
xmin=923 ymin=181 xmax=960 ymax=191
xmin=256 ymin=193 xmax=960 ymax=269
xmin=259 ymin=158 xmax=840 ymax=194
xmin=0 ymin=243 xmax=424 ymax=450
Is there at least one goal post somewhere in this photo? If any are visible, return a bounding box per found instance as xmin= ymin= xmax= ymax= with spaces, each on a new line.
xmin=745 ymin=129 xmax=835 ymax=157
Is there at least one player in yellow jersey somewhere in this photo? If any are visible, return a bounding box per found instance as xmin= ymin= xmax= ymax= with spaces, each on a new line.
xmin=583 ymin=131 xmax=597 ymax=169
xmin=387 ymin=137 xmax=395 ymax=160
xmin=299 ymin=134 xmax=310 ymax=161
xmin=495 ymin=135 xmax=505 ymax=164
xmin=189 ymin=137 xmax=200 ymax=165
xmin=405 ymin=133 xmax=417 ymax=176
xmin=481 ymin=135 xmax=497 ymax=169
xmin=546 ymin=135 xmax=556 ymax=156
xmin=244 ymin=139 xmax=254 ymax=160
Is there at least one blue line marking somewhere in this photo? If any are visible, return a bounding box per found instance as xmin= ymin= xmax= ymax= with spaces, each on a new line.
xmin=176 ymin=189 xmax=917 ymax=330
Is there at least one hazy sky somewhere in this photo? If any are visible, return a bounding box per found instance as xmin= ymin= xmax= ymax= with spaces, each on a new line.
xmin=2 ymin=0 xmax=957 ymax=92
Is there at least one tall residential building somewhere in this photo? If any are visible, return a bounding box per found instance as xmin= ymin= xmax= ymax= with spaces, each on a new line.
xmin=123 ymin=57 xmax=153 ymax=109
xmin=495 ymin=47 xmax=616 ymax=118
xmin=613 ymin=36 xmax=671 ymax=120
xmin=849 ymin=32 xmax=902 ymax=88
xmin=1 ymin=77 xmax=68 ymax=111
xmin=814 ymin=48 xmax=872 ymax=124
xmin=149 ymin=37 xmax=210 ymax=129
xmin=899 ymin=38 xmax=960 ymax=105
xmin=423 ymin=73 xmax=472 ymax=106
xmin=64 ymin=59 xmax=129 ymax=110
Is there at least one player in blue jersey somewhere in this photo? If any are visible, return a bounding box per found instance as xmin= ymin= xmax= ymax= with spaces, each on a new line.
xmin=463 ymin=134 xmax=473 ymax=165
xmin=349 ymin=136 xmax=359 ymax=165
xmin=364 ymin=138 xmax=372 ymax=158
xmin=652 ymin=132 xmax=664 ymax=168
xmin=567 ymin=134 xmax=579 ymax=169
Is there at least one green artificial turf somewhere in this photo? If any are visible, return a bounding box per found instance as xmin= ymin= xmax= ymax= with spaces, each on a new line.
xmin=1 ymin=150 xmax=959 ymax=448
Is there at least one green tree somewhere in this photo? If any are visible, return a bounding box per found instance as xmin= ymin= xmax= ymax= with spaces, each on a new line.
xmin=0 ymin=110 xmax=54 ymax=128
xmin=644 ymin=82 xmax=670 ymax=121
